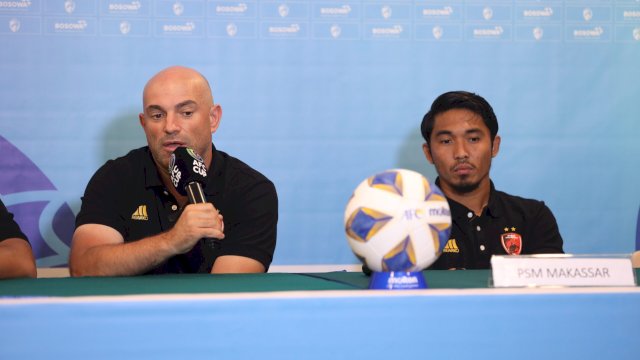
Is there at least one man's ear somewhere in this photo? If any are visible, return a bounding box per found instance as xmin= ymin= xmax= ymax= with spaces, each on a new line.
xmin=422 ymin=143 xmax=434 ymax=164
xmin=210 ymin=105 xmax=222 ymax=134
xmin=138 ymin=113 xmax=145 ymax=128
xmin=491 ymin=135 xmax=501 ymax=158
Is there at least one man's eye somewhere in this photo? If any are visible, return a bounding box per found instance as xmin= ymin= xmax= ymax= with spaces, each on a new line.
xmin=150 ymin=113 xmax=164 ymax=120
xmin=440 ymin=139 xmax=452 ymax=145
xmin=182 ymin=111 xmax=193 ymax=117
xmin=469 ymin=137 xmax=480 ymax=143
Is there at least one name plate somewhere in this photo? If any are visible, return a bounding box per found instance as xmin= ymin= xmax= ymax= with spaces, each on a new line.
xmin=491 ymin=255 xmax=637 ymax=287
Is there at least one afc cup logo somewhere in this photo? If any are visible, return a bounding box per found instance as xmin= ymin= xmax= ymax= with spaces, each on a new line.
xmin=482 ymin=7 xmax=493 ymax=20
xmin=278 ymin=4 xmax=289 ymax=18
xmin=381 ymin=5 xmax=392 ymax=19
xmin=120 ymin=21 xmax=131 ymax=35
xmin=634 ymin=27 xmax=640 ymax=41
xmin=533 ymin=26 xmax=543 ymax=40
xmin=583 ymin=8 xmax=593 ymax=21
xmin=330 ymin=24 xmax=341 ymax=38
xmin=64 ymin=0 xmax=76 ymax=14
xmin=9 ymin=18 xmax=20 ymax=33
xmin=432 ymin=25 xmax=443 ymax=40
xmin=173 ymin=2 xmax=184 ymax=16
xmin=226 ymin=23 xmax=237 ymax=37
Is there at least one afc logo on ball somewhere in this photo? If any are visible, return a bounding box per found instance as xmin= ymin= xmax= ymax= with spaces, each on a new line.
xmin=402 ymin=207 xmax=450 ymax=221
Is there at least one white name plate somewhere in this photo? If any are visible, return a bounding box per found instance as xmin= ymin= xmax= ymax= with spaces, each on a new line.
xmin=491 ymin=255 xmax=637 ymax=287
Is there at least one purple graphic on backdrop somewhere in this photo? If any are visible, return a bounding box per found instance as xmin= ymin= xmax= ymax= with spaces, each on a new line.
xmin=0 ymin=136 xmax=74 ymax=266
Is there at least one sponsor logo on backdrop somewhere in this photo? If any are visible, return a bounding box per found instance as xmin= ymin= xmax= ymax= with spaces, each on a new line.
xmin=226 ymin=22 xmax=237 ymax=36
xmin=163 ymin=21 xmax=195 ymax=32
xmin=533 ymin=26 xmax=543 ymax=40
xmin=9 ymin=17 xmax=19 ymax=32
xmin=381 ymin=5 xmax=391 ymax=19
xmin=0 ymin=0 xmax=32 ymax=9
xmin=173 ymin=1 xmax=184 ymax=16
xmin=473 ymin=25 xmax=503 ymax=37
xmin=278 ymin=3 xmax=289 ymax=18
xmin=120 ymin=20 xmax=130 ymax=34
xmin=423 ymin=6 xmax=453 ymax=17
xmin=623 ymin=10 xmax=640 ymax=19
xmin=330 ymin=24 xmax=341 ymax=38
xmin=483 ymin=7 xmax=493 ymax=20
xmin=0 ymin=136 xmax=75 ymax=267
xmin=320 ymin=5 xmax=350 ymax=16
xmin=268 ymin=23 xmax=299 ymax=34
xmin=573 ymin=26 xmax=603 ymax=38
xmin=64 ymin=0 xmax=75 ymax=14
xmin=432 ymin=25 xmax=443 ymax=39
xmin=108 ymin=1 xmax=142 ymax=13
xmin=583 ymin=8 xmax=593 ymax=21
xmin=523 ymin=7 xmax=553 ymax=18
xmin=54 ymin=19 xmax=88 ymax=32
xmin=372 ymin=24 xmax=402 ymax=36
xmin=633 ymin=27 xmax=640 ymax=40
xmin=216 ymin=3 xmax=248 ymax=14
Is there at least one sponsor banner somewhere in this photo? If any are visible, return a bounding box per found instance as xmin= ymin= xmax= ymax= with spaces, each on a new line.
xmin=260 ymin=1 xmax=309 ymax=19
xmin=515 ymin=4 xmax=563 ymax=22
xmin=363 ymin=22 xmax=410 ymax=40
xmin=44 ymin=17 xmax=96 ymax=35
xmin=207 ymin=19 xmax=256 ymax=38
xmin=0 ymin=15 xmax=40 ymax=34
xmin=99 ymin=0 xmax=149 ymax=16
xmin=515 ymin=24 xmax=562 ymax=42
xmin=154 ymin=19 xmax=204 ymax=36
xmin=100 ymin=18 xmax=149 ymax=36
xmin=44 ymin=0 xmax=97 ymax=16
xmin=363 ymin=3 xmax=412 ymax=21
xmin=415 ymin=3 xmax=463 ymax=22
xmin=208 ymin=1 xmax=256 ymax=18
xmin=615 ymin=24 xmax=640 ymax=41
xmin=616 ymin=6 xmax=640 ymax=22
xmin=0 ymin=0 xmax=40 ymax=13
xmin=260 ymin=21 xmax=307 ymax=38
xmin=414 ymin=23 xmax=462 ymax=41
xmin=566 ymin=24 xmax=611 ymax=41
xmin=565 ymin=6 xmax=612 ymax=22
xmin=155 ymin=0 xmax=205 ymax=18
xmin=312 ymin=2 xmax=359 ymax=20
xmin=465 ymin=4 xmax=512 ymax=22
xmin=465 ymin=23 xmax=512 ymax=41
xmin=312 ymin=21 xmax=359 ymax=40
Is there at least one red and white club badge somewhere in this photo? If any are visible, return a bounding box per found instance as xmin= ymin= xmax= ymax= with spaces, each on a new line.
xmin=500 ymin=232 xmax=522 ymax=255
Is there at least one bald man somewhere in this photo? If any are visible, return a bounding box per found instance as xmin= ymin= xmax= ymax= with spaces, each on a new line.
xmin=70 ymin=66 xmax=278 ymax=276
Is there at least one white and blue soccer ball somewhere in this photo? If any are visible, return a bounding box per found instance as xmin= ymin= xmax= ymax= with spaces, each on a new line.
xmin=344 ymin=169 xmax=452 ymax=272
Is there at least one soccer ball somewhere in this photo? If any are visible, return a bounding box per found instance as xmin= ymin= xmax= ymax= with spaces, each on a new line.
xmin=344 ymin=169 xmax=451 ymax=272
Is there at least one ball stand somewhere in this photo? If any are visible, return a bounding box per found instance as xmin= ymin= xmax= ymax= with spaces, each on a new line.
xmin=369 ymin=271 xmax=427 ymax=290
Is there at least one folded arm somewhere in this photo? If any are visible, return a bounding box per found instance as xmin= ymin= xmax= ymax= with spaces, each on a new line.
xmin=0 ymin=238 xmax=36 ymax=279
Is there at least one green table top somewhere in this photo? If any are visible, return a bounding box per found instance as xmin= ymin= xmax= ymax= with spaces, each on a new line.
xmin=0 ymin=270 xmax=496 ymax=297
xmin=1 ymin=269 xmax=637 ymax=298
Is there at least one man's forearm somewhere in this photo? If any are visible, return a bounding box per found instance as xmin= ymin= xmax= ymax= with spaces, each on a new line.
xmin=70 ymin=232 xmax=176 ymax=277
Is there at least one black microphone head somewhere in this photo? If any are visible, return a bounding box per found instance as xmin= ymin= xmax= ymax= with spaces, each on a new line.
xmin=169 ymin=146 xmax=207 ymax=196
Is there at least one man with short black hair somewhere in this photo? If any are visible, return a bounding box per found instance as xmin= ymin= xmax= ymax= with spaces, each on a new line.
xmin=70 ymin=66 xmax=278 ymax=276
xmin=0 ymin=198 xmax=37 ymax=278
xmin=421 ymin=91 xmax=563 ymax=269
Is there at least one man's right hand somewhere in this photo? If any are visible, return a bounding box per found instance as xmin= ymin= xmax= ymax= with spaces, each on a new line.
xmin=164 ymin=203 xmax=225 ymax=254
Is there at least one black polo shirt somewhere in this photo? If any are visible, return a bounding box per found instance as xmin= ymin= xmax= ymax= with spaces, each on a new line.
xmin=0 ymin=198 xmax=28 ymax=243
xmin=428 ymin=180 xmax=563 ymax=270
xmin=76 ymin=144 xmax=278 ymax=274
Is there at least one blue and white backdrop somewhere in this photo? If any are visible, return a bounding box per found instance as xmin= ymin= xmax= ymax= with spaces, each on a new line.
xmin=1 ymin=0 xmax=639 ymax=267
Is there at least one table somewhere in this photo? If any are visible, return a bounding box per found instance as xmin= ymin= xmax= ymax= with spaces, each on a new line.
xmin=1 ymin=271 xmax=639 ymax=359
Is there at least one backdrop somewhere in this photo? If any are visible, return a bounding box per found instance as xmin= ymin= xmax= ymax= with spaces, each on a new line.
xmin=1 ymin=0 xmax=639 ymax=267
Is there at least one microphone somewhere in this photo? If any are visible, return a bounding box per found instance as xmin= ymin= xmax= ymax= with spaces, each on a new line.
xmin=169 ymin=146 xmax=220 ymax=250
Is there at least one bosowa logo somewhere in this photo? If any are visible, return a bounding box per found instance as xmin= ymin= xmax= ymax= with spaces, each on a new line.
xmin=0 ymin=136 xmax=74 ymax=267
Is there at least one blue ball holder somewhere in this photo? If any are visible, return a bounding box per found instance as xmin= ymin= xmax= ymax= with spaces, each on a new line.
xmin=369 ymin=271 xmax=428 ymax=290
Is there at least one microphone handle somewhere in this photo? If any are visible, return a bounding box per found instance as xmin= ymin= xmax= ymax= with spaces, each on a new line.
xmin=185 ymin=182 xmax=221 ymax=250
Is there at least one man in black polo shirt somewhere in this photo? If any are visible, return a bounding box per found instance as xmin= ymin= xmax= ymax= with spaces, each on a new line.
xmin=421 ymin=91 xmax=563 ymax=269
xmin=70 ymin=66 xmax=277 ymax=276
xmin=0 ymin=198 xmax=37 ymax=278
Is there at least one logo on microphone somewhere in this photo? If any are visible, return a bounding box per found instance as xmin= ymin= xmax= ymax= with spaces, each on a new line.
xmin=169 ymin=153 xmax=182 ymax=188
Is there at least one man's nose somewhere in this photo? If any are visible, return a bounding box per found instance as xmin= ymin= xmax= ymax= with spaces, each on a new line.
xmin=453 ymin=141 xmax=469 ymax=160
xmin=164 ymin=113 xmax=180 ymax=133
